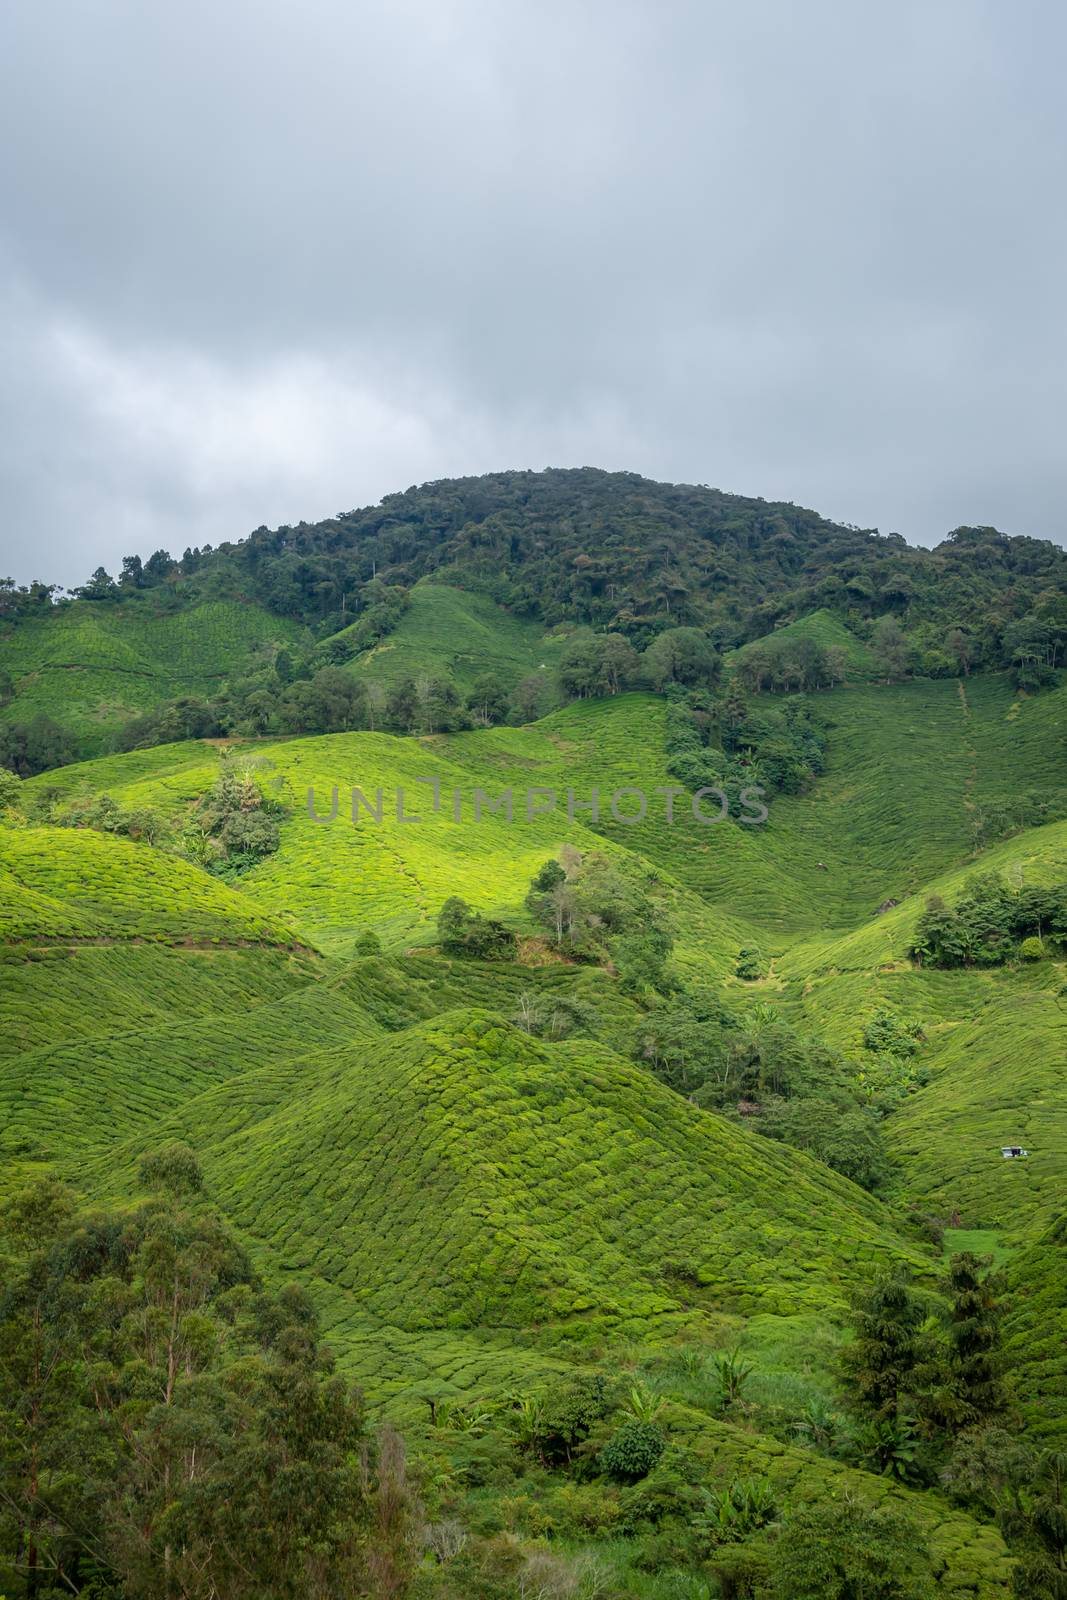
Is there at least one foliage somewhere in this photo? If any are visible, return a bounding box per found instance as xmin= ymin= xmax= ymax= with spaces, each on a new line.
xmin=437 ymin=896 xmax=516 ymax=959
xmin=911 ymin=873 xmax=1067 ymax=967
xmin=692 ymin=1475 xmax=777 ymax=1547
xmin=0 ymin=1174 xmax=420 ymax=1600
xmin=863 ymin=1010 xmax=925 ymax=1058
xmin=735 ymin=946 xmax=767 ymax=980
xmin=0 ymin=716 xmax=77 ymax=776
xmin=524 ymin=851 xmax=674 ymax=992
xmin=767 ymin=1499 xmax=935 ymax=1599
xmin=598 ymin=1420 xmax=666 ymax=1481
xmin=190 ymin=759 xmax=287 ymax=878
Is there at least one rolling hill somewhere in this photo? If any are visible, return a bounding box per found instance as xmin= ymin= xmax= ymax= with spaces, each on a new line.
xmin=3 ymin=470 xmax=1067 ymax=1597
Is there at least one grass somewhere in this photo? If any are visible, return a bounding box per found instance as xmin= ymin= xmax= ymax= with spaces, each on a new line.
xmin=943 ymin=1229 xmax=1015 ymax=1267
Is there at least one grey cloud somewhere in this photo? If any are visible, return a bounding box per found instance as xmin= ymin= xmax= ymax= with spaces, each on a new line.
xmin=1 ymin=0 xmax=1065 ymax=584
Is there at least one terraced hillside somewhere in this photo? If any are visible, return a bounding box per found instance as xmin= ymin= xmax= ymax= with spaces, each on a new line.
xmin=344 ymin=578 xmax=571 ymax=696
xmin=89 ymin=1009 xmax=927 ymax=1328
xmin=0 ymin=596 xmax=300 ymax=753
xmin=3 ymin=639 xmax=1066 ymax=1595
xmin=0 ymin=824 xmax=308 ymax=948
xmin=1003 ymin=1212 xmax=1067 ymax=1446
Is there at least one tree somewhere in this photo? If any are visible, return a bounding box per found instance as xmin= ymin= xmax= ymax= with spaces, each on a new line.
xmin=0 ymin=1175 xmax=421 ymax=1600
xmin=385 ymin=677 xmax=419 ymax=733
xmin=138 ymin=1140 xmax=204 ymax=1194
xmin=467 ymin=674 xmax=509 ymax=725
xmin=280 ymin=666 xmax=369 ymax=733
xmin=946 ymin=627 xmax=974 ymax=676
xmin=0 ymin=716 xmax=76 ymax=777
xmin=1006 ymin=1449 xmax=1067 ymax=1600
xmin=759 ymin=1097 xmax=891 ymax=1192
xmin=0 ymin=765 xmax=22 ymax=812
xmin=596 ymin=633 xmax=640 ymax=694
xmin=872 ymin=616 xmax=915 ymax=681
xmin=74 ymin=565 xmax=119 ymax=601
xmin=841 ymin=1269 xmax=927 ymax=1423
xmin=509 ymin=674 xmax=547 ymax=724
xmin=768 ymin=1500 xmax=934 ymax=1600
xmin=417 ymin=675 xmax=468 ymax=734
xmin=437 ymin=897 xmax=515 ymax=959
xmin=940 ymin=1253 xmax=1007 ymax=1429
xmin=643 ymin=627 xmax=721 ymax=690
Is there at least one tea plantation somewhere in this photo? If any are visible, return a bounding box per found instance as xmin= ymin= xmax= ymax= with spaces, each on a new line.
xmin=2 ymin=647 xmax=1065 ymax=1597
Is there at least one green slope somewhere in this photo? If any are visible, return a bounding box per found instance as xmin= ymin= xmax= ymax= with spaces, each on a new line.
xmin=0 ymin=597 xmax=300 ymax=753
xmin=0 ymin=824 xmax=309 ymax=948
xmin=341 ymin=578 xmax=571 ymax=696
xmin=89 ymin=1009 xmax=925 ymax=1334
xmin=728 ymin=606 xmax=879 ymax=677
xmin=1003 ymin=1212 xmax=1067 ymax=1446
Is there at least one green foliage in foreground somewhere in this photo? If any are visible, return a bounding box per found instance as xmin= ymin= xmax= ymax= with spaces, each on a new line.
xmin=0 ymin=1173 xmax=420 ymax=1600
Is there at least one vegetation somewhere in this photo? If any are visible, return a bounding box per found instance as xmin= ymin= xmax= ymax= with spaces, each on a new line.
xmin=911 ymin=874 xmax=1067 ymax=967
xmin=5 ymin=467 xmax=1067 ymax=1596
xmin=0 ymin=1171 xmax=421 ymax=1600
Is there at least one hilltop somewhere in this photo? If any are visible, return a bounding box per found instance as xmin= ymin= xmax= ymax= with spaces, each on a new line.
xmin=4 ymin=468 xmax=1066 ymax=762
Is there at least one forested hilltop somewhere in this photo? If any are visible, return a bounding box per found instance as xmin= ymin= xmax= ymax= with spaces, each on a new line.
xmin=3 ymin=468 xmax=1067 ymax=768
xmin=7 ymin=467 xmax=1067 ymax=645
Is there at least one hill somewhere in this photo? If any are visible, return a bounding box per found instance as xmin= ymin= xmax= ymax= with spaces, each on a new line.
xmin=0 ymin=824 xmax=309 ymax=949
xmin=343 ymin=577 xmax=571 ymax=696
xmin=1003 ymin=1212 xmax=1067 ymax=1445
xmin=88 ymin=1009 xmax=926 ymax=1333
xmin=0 ymin=596 xmax=300 ymax=755
xmin=4 ymin=469 xmax=1067 ymax=1597
xmin=5 ymin=467 xmax=1067 ymax=761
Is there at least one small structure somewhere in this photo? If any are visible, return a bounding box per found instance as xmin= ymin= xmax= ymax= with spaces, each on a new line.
xmin=1001 ymin=1146 xmax=1029 ymax=1159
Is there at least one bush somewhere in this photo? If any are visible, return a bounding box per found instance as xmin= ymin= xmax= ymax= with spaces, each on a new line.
xmin=355 ymin=930 xmax=383 ymax=956
xmin=138 ymin=1141 xmax=204 ymax=1194
xmin=862 ymin=1009 xmax=924 ymax=1057
xmin=1019 ymin=935 xmax=1047 ymax=961
xmin=767 ymin=1500 xmax=934 ymax=1599
xmin=735 ymin=946 xmax=768 ymax=980
xmin=437 ymin=897 xmax=516 ymax=960
xmin=0 ymin=765 xmax=22 ymax=813
xmin=598 ymin=1420 xmax=666 ymax=1481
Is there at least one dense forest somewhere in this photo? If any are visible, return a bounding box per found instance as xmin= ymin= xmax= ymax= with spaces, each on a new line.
xmin=5 ymin=468 xmax=1067 ymax=664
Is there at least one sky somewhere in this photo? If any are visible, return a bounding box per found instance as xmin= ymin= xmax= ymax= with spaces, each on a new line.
xmin=1 ymin=0 xmax=1065 ymax=588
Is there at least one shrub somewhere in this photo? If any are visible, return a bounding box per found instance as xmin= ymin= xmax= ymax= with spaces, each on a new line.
xmin=693 ymin=1475 xmax=777 ymax=1547
xmin=1019 ymin=935 xmax=1047 ymax=961
xmin=437 ymin=897 xmax=516 ymax=959
xmin=138 ymin=1141 xmax=204 ymax=1194
xmin=0 ymin=765 xmax=22 ymax=813
xmin=863 ymin=1009 xmax=924 ymax=1056
xmin=599 ymin=1420 xmax=666 ymax=1481
xmin=735 ymin=946 xmax=767 ymax=981
xmin=768 ymin=1500 xmax=934 ymax=1599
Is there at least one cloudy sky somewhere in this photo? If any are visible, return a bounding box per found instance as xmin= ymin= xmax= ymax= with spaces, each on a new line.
xmin=2 ymin=0 xmax=1065 ymax=587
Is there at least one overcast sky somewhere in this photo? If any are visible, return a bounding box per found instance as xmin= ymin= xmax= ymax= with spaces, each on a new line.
xmin=1 ymin=0 xmax=1065 ymax=587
